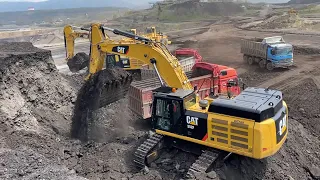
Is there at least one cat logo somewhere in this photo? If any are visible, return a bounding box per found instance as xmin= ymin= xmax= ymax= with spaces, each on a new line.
xmin=117 ymin=47 xmax=125 ymax=54
xmin=186 ymin=116 xmax=198 ymax=129
xmin=112 ymin=46 xmax=129 ymax=54
xmin=279 ymin=115 xmax=287 ymax=136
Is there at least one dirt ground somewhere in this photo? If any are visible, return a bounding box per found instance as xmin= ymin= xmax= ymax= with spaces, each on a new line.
xmin=1 ymin=19 xmax=320 ymax=180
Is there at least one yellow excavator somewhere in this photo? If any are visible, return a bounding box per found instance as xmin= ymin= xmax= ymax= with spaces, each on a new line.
xmin=145 ymin=26 xmax=171 ymax=45
xmin=63 ymin=25 xmax=171 ymax=76
xmin=71 ymin=23 xmax=289 ymax=178
xmin=126 ymin=27 xmax=171 ymax=46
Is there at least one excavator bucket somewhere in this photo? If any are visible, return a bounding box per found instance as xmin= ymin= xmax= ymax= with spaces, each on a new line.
xmin=71 ymin=67 xmax=133 ymax=141
xmin=67 ymin=52 xmax=90 ymax=72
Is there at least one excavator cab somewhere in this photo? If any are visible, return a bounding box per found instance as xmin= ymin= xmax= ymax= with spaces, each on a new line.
xmin=146 ymin=27 xmax=156 ymax=34
xmin=151 ymin=87 xmax=197 ymax=134
xmin=106 ymin=54 xmax=131 ymax=68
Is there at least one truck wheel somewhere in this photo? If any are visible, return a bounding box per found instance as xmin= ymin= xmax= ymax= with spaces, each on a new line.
xmin=259 ymin=60 xmax=266 ymax=69
xmin=254 ymin=57 xmax=260 ymax=63
xmin=243 ymin=55 xmax=248 ymax=62
xmin=266 ymin=62 xmax=274 ymax=71
xmin=247 ymin=57 xmax=254 ymax=65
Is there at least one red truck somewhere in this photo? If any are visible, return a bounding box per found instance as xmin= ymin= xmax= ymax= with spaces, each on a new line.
xmin=175 ymin=48 xmax=203 ymax=63
xmin=128 ymin=61 xmax=241 ymax=119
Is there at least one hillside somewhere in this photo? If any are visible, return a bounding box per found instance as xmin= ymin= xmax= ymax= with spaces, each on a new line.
xmin=288 ymin=0 xmax=320 ymax=4
xmin=117 ymin=1 xmax=244 ymax=22
xmin=0 ymin=7 xmax=128 ymax=27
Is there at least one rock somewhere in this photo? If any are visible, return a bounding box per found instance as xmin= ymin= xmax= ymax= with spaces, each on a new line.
xmin=207 ymin=171 xmax=217 ymax=179
xmin=161 ymin=158 xmax=173 ymax=165
xmin=120 ymin=166 xmax=126 ymax=173
xmin=308 ymin=165 xmax=320 ymax=179
xmin=148 ymin=130 xmax=155 ymax=137
xmin=298 ymin=108 xmax=305 ymax=114
xmin=175 ymin=163 xmax=180 ymax=170
xmin=150 ymin=162 xmax=157 ymax=168
xmin=143 ymin=166 xmax=150 ymax=174
xmin=97 ymin=160 xmax=103 ymax=166
xmin=106 ymin=109 xmax=115 ymax=115
xmin=287 ymin=175 xmax=294 ymax=180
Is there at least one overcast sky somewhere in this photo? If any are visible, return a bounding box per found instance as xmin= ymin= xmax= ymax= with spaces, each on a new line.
xmin=0 ymin=0 xmax=47 ymax=2
xmin=0 ymin=0 xmax=289 ymax=3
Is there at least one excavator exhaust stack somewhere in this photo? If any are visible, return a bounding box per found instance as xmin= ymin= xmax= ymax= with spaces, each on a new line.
xmin=71 ymin=67 xmax=133 ymax=142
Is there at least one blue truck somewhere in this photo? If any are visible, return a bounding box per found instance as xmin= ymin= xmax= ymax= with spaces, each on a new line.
xmin=241 ymin=36 xmax=294 ymax=71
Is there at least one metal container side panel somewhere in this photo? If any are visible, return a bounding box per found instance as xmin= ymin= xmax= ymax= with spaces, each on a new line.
xmin=129 ymin=97 xmax=152 ymax=119
xmin=190 ymin=75 xmax=213 ymax=90
xmin=241 ymin=40 xmax=267 ymax=58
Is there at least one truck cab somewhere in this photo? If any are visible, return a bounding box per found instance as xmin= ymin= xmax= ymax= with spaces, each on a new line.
xmin=267 ymin=43 xmax=293 ymax=70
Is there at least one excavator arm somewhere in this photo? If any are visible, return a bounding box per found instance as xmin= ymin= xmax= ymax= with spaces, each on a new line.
xmin=63 ymin=25 xmax=90 ymax=60
xmin=63 ymin=25 xmax=93 ymax=72
xmin=89 ymin=23 xmax=192 ymax=89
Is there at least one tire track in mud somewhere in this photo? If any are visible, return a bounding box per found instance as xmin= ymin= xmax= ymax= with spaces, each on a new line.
xmin=257 ymin=63 xmax=316 ymax=90
xmin=311 ymin=76 xmax=320 ymax=89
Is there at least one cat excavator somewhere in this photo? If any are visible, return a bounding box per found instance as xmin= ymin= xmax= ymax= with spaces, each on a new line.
xmin=71 ymin=23 xmax=289 ymax=178
xmin=63 ymin=25 xmax=171 ymax=75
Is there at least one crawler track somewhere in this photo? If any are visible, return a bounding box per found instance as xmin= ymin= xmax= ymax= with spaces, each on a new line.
xmin=185 ymin=149 xmax=220 ymax=179
xmin=133 ymin=134 xmax=164 ymax=168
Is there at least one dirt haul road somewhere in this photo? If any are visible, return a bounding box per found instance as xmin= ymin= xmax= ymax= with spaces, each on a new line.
xmin=0 ymin=22 xmax=320 ymax=180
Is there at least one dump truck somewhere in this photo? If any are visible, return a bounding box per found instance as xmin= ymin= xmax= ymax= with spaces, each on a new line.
xmin=241 ymin=36 xmax=294 ymax=71
xmin=128 ymin=62 xmax=241 ymax=119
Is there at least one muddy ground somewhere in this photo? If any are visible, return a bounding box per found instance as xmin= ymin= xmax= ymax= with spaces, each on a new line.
xmin=0 ymin=21 xmax=320 ymax=180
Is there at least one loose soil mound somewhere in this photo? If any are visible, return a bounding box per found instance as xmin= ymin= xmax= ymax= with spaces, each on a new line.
xmin=0 ymin=42 xmax=162 ymax=179
xmin=256 ymin=14 xmax=308 ymax=29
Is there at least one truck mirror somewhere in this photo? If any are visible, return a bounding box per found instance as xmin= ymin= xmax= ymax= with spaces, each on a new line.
xmin=227 ymin=80 xmax=236 ymax=87
xmin=271 ymin=49 xmax=275 ymax=55
xmin=194 ymin=86 xmax=198 ymax=91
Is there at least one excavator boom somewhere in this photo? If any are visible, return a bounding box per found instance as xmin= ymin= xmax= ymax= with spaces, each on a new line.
xmin=89 ymin=23 xmax=192 ymax=90
xmin=63 ymin=25 xmax=91 ymax=72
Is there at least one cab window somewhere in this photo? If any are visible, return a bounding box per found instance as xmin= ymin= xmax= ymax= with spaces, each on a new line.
xmin=155 ymin=98 xmax=171 ymax=131
xmin=172 ymin=100 xmax=181 ymax=124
